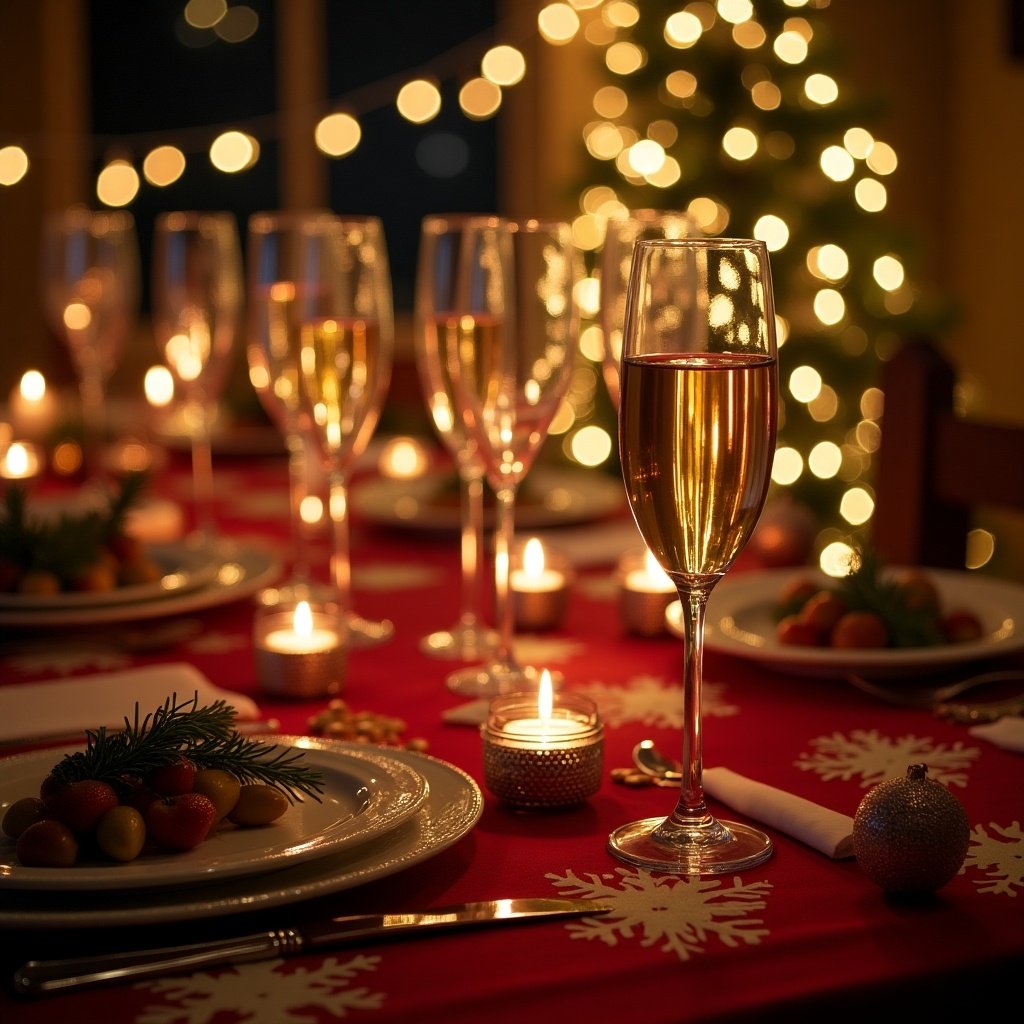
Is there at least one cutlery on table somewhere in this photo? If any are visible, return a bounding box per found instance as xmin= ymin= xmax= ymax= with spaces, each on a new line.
xmin=846 ymin=669 xmax=1024 ymax=720
xmin=14 ymin=897 xmax=611 ymax=997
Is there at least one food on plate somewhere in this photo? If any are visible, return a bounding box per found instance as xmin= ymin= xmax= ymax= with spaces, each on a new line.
xmin=773 ymin=552 xmax=984 ymax=649
xmin=0 ymin=470 xmax=161 ymax=595
xmin=1 ymin=693 xmax=325 ymax=867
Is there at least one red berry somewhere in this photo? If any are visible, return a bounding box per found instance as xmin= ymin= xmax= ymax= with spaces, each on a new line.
xmin=147 ymin=756 xmax=197 ymax=796
xmin=799 ymin=591 xmax=847 ymax=634
xmin=16 ymin=819 xmax=79 ymax=867
xmin=45 ymin=779 xmax=120 ymax=836
xmin=941 ymin=609 xmax=984 ymax=644
xmin=830 ymin=611 xmax=888 ymax=649
xmin=776 ymin=614 xmax=822 ymax=647
xmin=145 ymin=793 xmax=217 ymax=851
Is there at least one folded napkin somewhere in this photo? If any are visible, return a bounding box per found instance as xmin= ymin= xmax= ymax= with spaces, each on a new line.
xmin=703 ymin=766 xmax=854 ymax=859
xmin=0 ymin=663 xmax=260 ymax=745
xmin=968 ymin=716 xmax=1024 ymax=753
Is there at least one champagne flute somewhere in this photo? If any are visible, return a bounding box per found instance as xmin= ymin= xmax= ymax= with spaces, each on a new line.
xmin=413 ymin=213 xmax=499 ymax=660
xmin=40 ymin=206 xmax=140 ymax=478
xmin=246 ymin=210 xmax=336 ymax=596
xmin=297 ymin=215 xmax=395 ymax=648
xmin=445 ymin=217 xmax=579 ymax=697
xmin=609 ymin=237 xmax=778 ymax=874
xmin=151 ymin=211 xmax=243 ymax=546
xmin=598 ymin=209 xmax=698 ymax=411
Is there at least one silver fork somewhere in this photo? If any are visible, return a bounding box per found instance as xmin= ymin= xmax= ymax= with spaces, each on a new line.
xmin=846 ymin=669 xmax=1024 ymax=712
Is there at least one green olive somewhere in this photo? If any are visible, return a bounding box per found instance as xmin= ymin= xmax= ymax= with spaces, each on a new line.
xmin=227 ymin=785 xmax=289 ymax=827
xmin=2 ymin=796 xmax=47 ymax=839
xmin=192 ymin=768 xmax=242 ymax=822
xmin=95 ymin=805 xmax=147 ymax=862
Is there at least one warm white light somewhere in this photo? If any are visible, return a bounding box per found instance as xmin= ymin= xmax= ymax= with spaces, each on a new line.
xmin=209 ymin=130 xmax=258 ymax=172
xmin=820 ymin=145 xmax=854 ymax=181
xmin=538 ymin=669 xmax=554 ymax=720
xmin=143 ymin=146 xmax=186 ymax=187
xmin=664 ymin=10 xmax=702 ymax=47
xmin=855 ymin=178 xmax=887 ymax=212
xmin=627 ymin=139 xmax=666 ymax=175
xmin=820 ymin=541 xmax=856 ymax=577
xmin=723 ymin=126 xmax=758 ymax=160
xmin=771 ymin=446 xmax=803 ymax=485
xmin=570 ymin=425 xmax=612 ymax=466
xmin=804 ymin=73 xmax=838 ymax=105
xmin=808 ymin=441 xmax=842 ymax=478
xmin=773 ymin=29 xmax=808 ymax=64
xmin=840 ymin=487 xmax=873 ymax=525
xmin=813 ymin=288 xmax=845 ymax=326
xmin=144 ymin=364 xmax=175 ymax=407
xmin=96 ymin=158 xmax=139 ymax=207
xmin=0 ymin=145 xmax=29 ymax=186
xmin=538 ymin=3 xmax=580 ymax=43
xmin=754 ymin=214 xmax=788 ymax=251
xmin=482 ymin=45 xmax=526 ymax=86
xmin=396 ymin=80 xmax=442 ymax=124
xmin=789 ymin=365 xmax=822 ymax=403
xmin=315 ymin=113 xmax=361 ymax=157
xmin=873 ymin=254 xmax=905 ymax=291
xmin=19 ymin=370 xmax=46 ymax=402
xmin=379 ymin=436 xmax=429 ymax=479
xmin=523 ymin=537 xmax=547 ymax=577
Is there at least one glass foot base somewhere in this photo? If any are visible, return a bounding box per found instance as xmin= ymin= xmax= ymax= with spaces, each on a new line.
xmin=419 ymin=624 xmax=499 ymax=661
xmin=607 ymin=815 xmax=773 ymax=875
xmin=446 ymin=661 xmax=564 ymax=698
xmin=347 ymin=614 xmax=394 ymax=650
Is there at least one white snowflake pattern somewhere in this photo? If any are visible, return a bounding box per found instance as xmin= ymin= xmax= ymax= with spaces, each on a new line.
xmin=963 ymin=821 xmax=1024 ymax=896
xmin=547 ymin=866 xmax=771 ymax=961
xmin=135 ymin=955 xmax=383 ymax=1024
xmin=795 ymin=729 xmax=978 ymax=788
xmin=576 ymin=674 xmax=738 ymax=729
xmin=513 ymin=635 xmax=588 ymax=663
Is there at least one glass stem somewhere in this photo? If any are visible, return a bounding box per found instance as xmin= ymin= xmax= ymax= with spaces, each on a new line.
xmin=327 ymin=466 xmax=352 ymax=613
xmin=491 ymin=484 xmax=518 ymax=666
xmin=457 ymin=470 xmax=486 ymax=629
xmin=189 ymin=400 xmax=217 ymax=544
xmin=78 ymin=369 xmax=106 ymax=480
xmin=669 ymin=585 xmax=713 ymax=825
xmin=285 ymin=426 xmax=311 ymax=584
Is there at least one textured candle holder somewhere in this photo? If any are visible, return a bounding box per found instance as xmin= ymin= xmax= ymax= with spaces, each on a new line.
xmin=481 ymin=692 xmax=603 ymax=809
xmin=253 ymin=597 xmax=347 ymax=699
xmin=616 ymin=549 xmax=676 ymax=637
xmin=510 ymin=539 xmax=574 ymax=632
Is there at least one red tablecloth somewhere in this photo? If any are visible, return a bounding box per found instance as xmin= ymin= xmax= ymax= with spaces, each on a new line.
xmin=1 ymin=452 xmax=1021 ymax=1023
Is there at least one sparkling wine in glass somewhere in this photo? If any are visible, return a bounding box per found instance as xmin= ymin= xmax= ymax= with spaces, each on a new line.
xmin=413 ymin=213 xmax=500 ymax=660
xmin=598 ymin=209 xmax=698 ymax=411
xmin=246 ymin=210 xmax=337 ymax=596
xmin=609 ymin=237 xmax=778 ymax=874
xmin=298 ymin=216 xmax=395 ymax=648
xmin=445 ymin=217 xmax=579 ymax=697
xmin=151 ymin=211 xmax=243 ymax=545
xmin=40 ymin=206 xmax=140 ymax=478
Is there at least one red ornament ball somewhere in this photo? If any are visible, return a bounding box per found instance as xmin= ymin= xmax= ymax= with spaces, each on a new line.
xmin=853 ymin=763 xmax=970 ymax=894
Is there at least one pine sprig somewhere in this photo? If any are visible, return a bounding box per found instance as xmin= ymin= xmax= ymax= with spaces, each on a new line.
xmin=49 ymin=693 xmax=325 ymax=803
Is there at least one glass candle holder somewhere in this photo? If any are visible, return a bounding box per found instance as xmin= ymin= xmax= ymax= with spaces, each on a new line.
xmin=510 ymin=537 xmax=573 ymax=632
xmin=617 ymin=547 xmax=676 ymax=637
xmin=482 ymin=690 xmax=603 ymax=809
xmin=253 ymin=594 xmax=346 ymax=699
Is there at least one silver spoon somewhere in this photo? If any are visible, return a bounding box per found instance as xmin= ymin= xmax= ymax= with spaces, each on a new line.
xmin=632 ymin=740 xmax=681 ymax=782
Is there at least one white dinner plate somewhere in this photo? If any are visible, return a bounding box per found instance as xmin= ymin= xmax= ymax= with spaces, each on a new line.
xmin=0 ymin=542 xmax=280 ymax=628
xmin=0 ymin=741 xmax=429 ymax=891
xmin=351 ymin=467 xmax=625 ymax=532
xmin=665 ymin=567 xmax=1024 ymax=679
xmin=0 ymin=742 xmax=482 ymax=928
xmin=0 ymin=541 xmax=220 ymax=610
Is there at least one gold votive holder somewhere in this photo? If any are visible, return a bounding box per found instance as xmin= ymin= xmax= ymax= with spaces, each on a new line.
xmin=482 ymin=691 xmax=604 ymax=809
xmin=616 ymin=548 xmax=677 ymax=637
xmin=510 ymin=537 xmax=574 ymax=632
xmin=253 ymin=594 xmax=346 ymax=699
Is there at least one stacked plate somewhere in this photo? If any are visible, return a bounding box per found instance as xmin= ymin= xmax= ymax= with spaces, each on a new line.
xmin=0 ymin=541 xmax=282 ymax=628
xmin=0 ymin=737 xmax=483 ymax=928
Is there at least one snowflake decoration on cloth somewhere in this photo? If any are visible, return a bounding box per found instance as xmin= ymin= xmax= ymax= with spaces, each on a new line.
xmin=135 ymin=955 xmax=383 ymax=1024
xmin=546 ymin=866 xmax=771 ymax=961
xmin=513 ymin=635 xmax=587 ymax=664
xmin=575 ymin=674 xmax=738 ymax=729
xmin=795 ymin=729 xmax=978 ymax=788
xmin=353 ymin=563 xmax=441 ymax=590
xmin=963 ymin=820 xmax=1024 ymax=896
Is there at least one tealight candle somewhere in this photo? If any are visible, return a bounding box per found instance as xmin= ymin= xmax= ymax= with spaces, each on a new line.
xmin=510 ymin=537 xmax=572 ymax=632
xmin=254 ymin=598 xmax=346 ymax=698
xmin=0 ymin=441 xmax=43 ymax=481
xmin=481 ymin=670 xmax=603 ymax=809
xmin=618 ymin=547 xmax=677 ymax=637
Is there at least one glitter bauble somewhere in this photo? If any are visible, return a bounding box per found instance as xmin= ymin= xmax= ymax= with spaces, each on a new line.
xmin=748 ymin=498 xmax=817 ymax=568
xmin=853 ymin=763 xmax=970 ymax=893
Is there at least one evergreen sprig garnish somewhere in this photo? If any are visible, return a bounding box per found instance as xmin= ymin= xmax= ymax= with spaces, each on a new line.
xmin=49 ymin=693 xmax=325 ymax=803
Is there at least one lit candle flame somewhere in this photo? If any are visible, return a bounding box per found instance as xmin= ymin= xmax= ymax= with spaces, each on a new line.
xmin=523 ymin=537 xmax=545 ymax=578
xmin=644 ymin=547 xmax=672 ymax=586
xmin=537 ymin=668 xmax=553 ymax=722
xmin=293 ymin=600 xmax=313 ymax=638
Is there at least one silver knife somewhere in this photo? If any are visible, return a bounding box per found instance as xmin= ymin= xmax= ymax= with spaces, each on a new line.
xmin=14 ymin=897 xmax=611 ymax=997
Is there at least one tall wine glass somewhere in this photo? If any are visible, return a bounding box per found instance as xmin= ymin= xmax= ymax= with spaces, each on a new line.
xmin=413 ymin=214 xmax=499 ymax=660
xmin=609 ymin=237 xmax=778 ymax=874
xmin=598 ymin=209 xmax=698 ymax=411
xmin=40 ymin=206 xmax=140 ymax=478
xmin=297 ymin=215 xmax=395 ymax=648
xmin=151 ymin=211 xmax=243 ymax=546
xmin=246 ymin=210 xmax=336 ymax=594
xmin=446 ymin=217 xmax=579 ymax=697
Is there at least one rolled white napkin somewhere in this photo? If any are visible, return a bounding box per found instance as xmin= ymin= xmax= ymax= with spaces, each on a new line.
xmin=0 ymin=663 xmax=260 ymax=745
xmin=968 ymin=717 xmax=1024 ymax=753
xmin=703 ymin=766 xmax=854 ymax=859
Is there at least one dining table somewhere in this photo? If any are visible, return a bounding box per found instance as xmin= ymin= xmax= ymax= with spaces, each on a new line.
xmin=1 ymin=438 xmax=1021 ymax=1024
